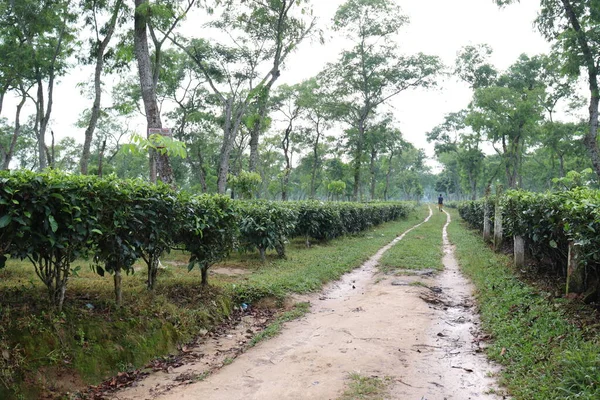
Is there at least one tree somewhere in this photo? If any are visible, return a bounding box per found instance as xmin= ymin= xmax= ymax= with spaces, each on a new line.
xmin=455 ymin=44 xmax=497 ymax=89
xmin=133 ymin=0 xmax=196 ymax=184
xmin=325 ymin=0 xmax=443 ymax=200
xmin=79 ymin=0 xmax=126 ymax=175
xmin=295 ymin=78 xmax=334 ymax=199
xmin=496 ymin=0 xmax=600 ymax=180
xmin=466 ymin=55 xmax=545 ymax=189
xmin=170 ymin=0 xmax=315 ymax=194
xmin=270 ymin=84 xmax=303 ymax=200
xmin=428 ymin=111 xmax=484 ymax=200
xmin=239 ymin=0 xmax=318 ymax=173
xmin=4 ymin=0 xmax=77 ymax=170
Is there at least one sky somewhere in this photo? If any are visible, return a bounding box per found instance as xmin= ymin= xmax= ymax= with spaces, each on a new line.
xmin=19 ymin=0 xmax=553 ymax=166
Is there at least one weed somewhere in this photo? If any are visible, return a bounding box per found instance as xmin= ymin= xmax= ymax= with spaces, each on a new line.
xmin=339 ymin=373 xmax=391 ymax=400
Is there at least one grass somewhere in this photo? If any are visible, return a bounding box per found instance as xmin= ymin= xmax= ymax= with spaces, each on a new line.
xmin=0 ymin=206 xmax=429 ymax=399
xmin=248 ymin=302 xmax=311 ymax=347
xmin=339 ymin=373 xmax=391 ymax=400
xmin=447 ymin=207 xmax=600 ymax=400
xmin=378 ymin=204 xmax=445 ymax=273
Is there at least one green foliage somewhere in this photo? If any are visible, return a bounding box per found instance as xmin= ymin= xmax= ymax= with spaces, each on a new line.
xmin=238 ymin=201 xmax=298 ymax=260
xmin=459 ymin=189 xmax=600 ymax=288
xmin=0 ymin=170 xmax=104 ymax=311
xmin=176 ymin=193 xmax=238 ymax=285
xmin=229 ymin=170 xmax=263 ymax=199
xmin=327 ymin=180 xmax=346 ymax=200
xmin=449 ymin=207 xmax=600 ymax=399
xmin=122 ymin=133 xmax=187 ymax=158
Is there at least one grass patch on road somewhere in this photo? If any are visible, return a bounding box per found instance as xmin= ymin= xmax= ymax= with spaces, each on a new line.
xmin=447 ymin=208 xmax=600 ymax=400
xmin=378 ymin=205 xmax=444 ymax=273
xmin=248 ymin=302 xmax=311 ymax=347
xmin=339 ymin=373 xmax=391 ymax=400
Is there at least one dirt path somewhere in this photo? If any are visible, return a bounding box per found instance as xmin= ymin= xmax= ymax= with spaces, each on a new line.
xmin=111 ymin=208 xmax=503 ymax=400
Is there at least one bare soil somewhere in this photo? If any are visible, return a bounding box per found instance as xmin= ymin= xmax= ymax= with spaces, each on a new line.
xmin=109 ymin=209 xmax=503 ymax=400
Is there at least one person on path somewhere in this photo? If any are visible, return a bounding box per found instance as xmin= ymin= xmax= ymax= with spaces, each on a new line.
xmin=438 ymin=194 xmax=444 ymax=212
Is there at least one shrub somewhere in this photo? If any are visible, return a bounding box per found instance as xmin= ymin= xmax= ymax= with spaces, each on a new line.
xmin=238 ymin=201 xmax=298 ymax=261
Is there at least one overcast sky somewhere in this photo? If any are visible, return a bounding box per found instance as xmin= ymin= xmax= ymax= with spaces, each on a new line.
xmin=43 ymin=0 xmax=551 ymax=164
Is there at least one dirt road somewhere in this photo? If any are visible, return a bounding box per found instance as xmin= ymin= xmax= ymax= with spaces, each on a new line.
xmin=111 ymin=208 xmax=502 ymax=400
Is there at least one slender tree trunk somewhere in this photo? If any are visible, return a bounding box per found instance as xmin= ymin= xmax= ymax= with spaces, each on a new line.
xmin=561 ymin=0 xmax=600 ymax=180
xmin=353 ymin=119 xmax=366 ymax=201
xmin=196 ymin=150 xmax=208 ymax=192
xmin=201 ymin=265 xmax=209 ymax=286
xmin=2 ymin=91 xmax=26 ymax=170
xmin=249 ymin=94 xmax=268 ymax=173
xmin=114 ymin=267 xmax=122 ymax=307
xmin=369 ymin=147 xmax=377 ymax=200
xmin=585 ymin=96 xmax=600 ymax=176
xmin=36 ymin=78 xmax=48 ymax=170
xmin=134 ymin=0 xmax=173 ymax=184
xmin=309 ymin=131 xmax=321 ymax=199
xmin=81 ymin=0 xmax=122 ymax=175
xmin=217 ymin=100 xmax=235 ymax=194
xmin=98 ymin=139 xmax=106 ymax=177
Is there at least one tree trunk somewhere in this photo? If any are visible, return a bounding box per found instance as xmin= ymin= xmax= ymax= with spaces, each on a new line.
xmin=1 ymin=90 xmax=26 ymax=170
xmin=369 ymin=147 xmax=377 ymax=200
xmin=134 ymin=0 xmax=173 ymax=184
xmin=201 ymin=264 xmax=209 ymax=286
xmin=585 ymin=96 xmax=600 ymax=177
xmin=147 ymin=256 xmax=159 ymax=290
xmin=561 ymin=0 xmax=600 ymax=180
xmin=36 ymin=79 xmax=48 ymax=170
xmin=114 ymin=267 xmax=122 ymax=307
xmin=98 ymin=139 xmax=106 ymax=177
xmin=217 ymin=100 xmax=236 ymax=194
xmin=80 ymin=0 xmax=122 ymax=175
xmin=353 ymin=117 xmax=367 ymax=201
xmin=310 ymin=135 xmax=320 ymax=199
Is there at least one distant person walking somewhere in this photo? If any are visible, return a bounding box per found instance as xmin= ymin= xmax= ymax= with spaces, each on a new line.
xmin=438 ymin=194 xmax=444 ymax=212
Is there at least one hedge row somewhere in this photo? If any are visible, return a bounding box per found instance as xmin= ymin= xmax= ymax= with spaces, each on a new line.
xmin=0 ymin=171 xmax=412 ymax=311
xmin=458 ymin=189 xmax=600 ymax=288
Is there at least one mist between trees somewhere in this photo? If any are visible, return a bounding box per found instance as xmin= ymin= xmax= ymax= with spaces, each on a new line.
xmin=1 ymin=0 xmax=599 ymax=200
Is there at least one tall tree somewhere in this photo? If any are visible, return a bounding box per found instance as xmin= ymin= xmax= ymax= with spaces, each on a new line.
xmin=171 ymin=0 xmax=315 ymax=193
xmin=134 ymin=0 xmax=195 ymax=184
xmin=5 ymin=0 xmax=77 ymax=170
xmin=496 ymin=0 xmax=600 ymax=180
xmin=325 ymin=0 xmax=443 ymax=200
xmin=79 ymin=0 xmax=126 ymax=175
xmin=466 ymin=55 xmax=545 ymax=189
xmin=240 ymin=0 xmax=318 ymax=173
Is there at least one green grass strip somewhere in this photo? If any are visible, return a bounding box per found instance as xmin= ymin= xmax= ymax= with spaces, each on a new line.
xmin=378 ymin=205 xmax=445 ymax=273
xmin=248 ymin=302 xmax=311 ymax=347
xmin=230 ymin=206 xmax=431 ymax=302
xmin=447 ymin=208 xmax=600 ymax=400
xmin=339 ymin=373 xmax=391 ymax=400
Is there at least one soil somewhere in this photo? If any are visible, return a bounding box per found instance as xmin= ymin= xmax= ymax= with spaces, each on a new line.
xmin=106 ymin=208 xmax=504 ymax=400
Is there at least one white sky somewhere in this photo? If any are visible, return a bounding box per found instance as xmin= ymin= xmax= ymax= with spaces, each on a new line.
xmin=26 ymin=0 xmax=554 ymax=165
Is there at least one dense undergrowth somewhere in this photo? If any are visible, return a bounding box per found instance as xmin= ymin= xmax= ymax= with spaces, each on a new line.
xmin=0 ymin=206 xmax=426 ymax=399
xmin=449 ymin=208 xmax=600 ymax=399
